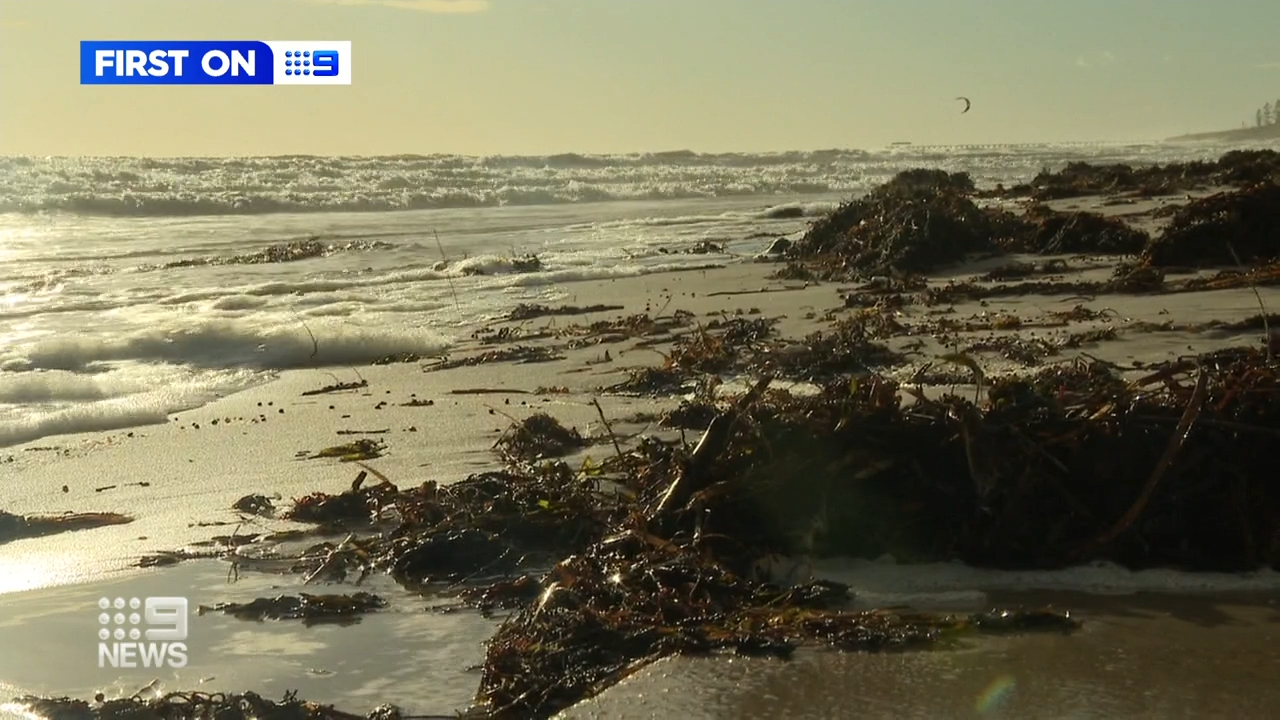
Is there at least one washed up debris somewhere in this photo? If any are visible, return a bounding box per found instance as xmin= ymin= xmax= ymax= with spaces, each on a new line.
xmin=557 ymin=310 xmax=695 ymax=349
xmin=0 ymin=510 xmax=132 ymax=545
xmin=604 ymin=366 xmax=689 ymax=396
xmin=8 ymin=691 xmax=422 ymax=720
xmin=751 ymin=322 xmax=906 ymax=382
xmin=284 ymin=470 xmax=399 ymax=525
xmin=493 ymin=413 xmax=586 ymax=464
xmin=471 ymin=544 xmax=1078 ymax=719
xmin=785 ymin=169 xmax=1023 ymax=278
xmin=135 ymin=548 xmax=225 ymax=568
xmin=157 ymin=238 xmax=392 ymax=269
xmin=198 ymin=592 xmax=387 ymax=625
xmin=232 ymin=494 xmax=276 ymax=517
xmin=302 ymin=379 xmax=369 ymax=396
xmin=457 ymin=574 xmax=546 ymax=615
xmin=601 ymin=313 xmax=900 ymax=393
xmin=1140 ymin=183 xmax=1280 ymax=267
xmin=423 ymin=346 xmax=564 ymax=371
xmin=510 ymin=254 xmax=543 ymax=273
xmin=507 ymin=303 xmax=626 ymax=321
xmin=371 ymin=352 xmax=428 ymax=365
xmin=1001 ymin=150 xmax=1280 ymax=200
xmin=454 ymin=254 xmax=543 ymax=276
xmin=963 ymin=335 xmax=1059 ymax=366
xmin=703 ymin=285 xmax=809 ymax=298
xmin=276 ymin=470 xmax=613 ymax=586
xmin=659 ymin=398 xmax=719 ymax=430
xmin=979 ymin=259 xmax=1070 ymax=282
xmin=686 ymin=239 xmax=725 ymax=254
xmin=1012 ymin=206 xmax=1151 ymax=255
xmin=909 ymin=265 xmax=1173 ymax=306
xmin=305 ymin=438 xmax=386 ymax=462
xmin=93 ymin=481 xmax=151 ymax=493
xmin=778 ymin=160 xmax=1279 ymax=283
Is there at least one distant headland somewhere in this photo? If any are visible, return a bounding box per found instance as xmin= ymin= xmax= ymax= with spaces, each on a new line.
xmin=1168 ymin=99 xmax=1280 ymax=142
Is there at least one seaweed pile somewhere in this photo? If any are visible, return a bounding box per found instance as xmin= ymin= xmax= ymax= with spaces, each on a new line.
xmin=1001 ymin=149 xmax=1280 ymax=200
xmin=780 ymin=169 xmax=1162 ymax=280
xmin=604 ymin=315 xmax=905 ymax=395
xmin=1140 ymin=183 xmax=1280 ymax=267
xmin=784 ymin=170 xmax=1024 ymax=278
xmin=80 ymin=341 xmax=1275 ymax=718
xmin=1014 ymin=205 xmax=1150 ymax=255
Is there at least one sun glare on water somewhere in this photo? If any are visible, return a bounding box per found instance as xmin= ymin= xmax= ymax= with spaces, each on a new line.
xmin=0 ymin=224 xmax=43 ymax=262
xmin=0 ymin=554 xmax=85 ymax=596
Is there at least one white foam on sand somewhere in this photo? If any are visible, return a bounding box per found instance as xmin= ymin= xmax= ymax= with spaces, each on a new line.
xmin=0 ymin=366 xmax=266 ymax=448
xmin=0 ymin=317 xmax=455 ymax=447
xmin=1 ymin=319 xmax=454 ymax=373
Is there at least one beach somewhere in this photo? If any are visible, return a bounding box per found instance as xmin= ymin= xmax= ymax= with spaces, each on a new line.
xmin=4 ymin=143 xmax=1280 ymax=718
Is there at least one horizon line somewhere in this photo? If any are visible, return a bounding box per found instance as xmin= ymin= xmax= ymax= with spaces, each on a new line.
xmin=0 ymin=139 xmax=1206 ymax=160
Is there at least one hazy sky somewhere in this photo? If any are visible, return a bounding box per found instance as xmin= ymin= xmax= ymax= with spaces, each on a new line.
xmin=2 ymin=0 xmax=1278 ymax=156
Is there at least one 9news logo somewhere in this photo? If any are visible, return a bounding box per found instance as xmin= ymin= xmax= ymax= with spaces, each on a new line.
xmin=281 ymin=50 xmax=338 ymax=77
xmin=274 ymin=42 xmax=348 ymax=84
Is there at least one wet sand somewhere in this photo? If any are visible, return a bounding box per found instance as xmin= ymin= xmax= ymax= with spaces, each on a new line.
xmin=0 ymin=560 xmax=496 ymax=716
xmin=563 ymin=592 xmax=1280 ymax=719
xmin=4 ymin=191 xmax=1280 ymax=716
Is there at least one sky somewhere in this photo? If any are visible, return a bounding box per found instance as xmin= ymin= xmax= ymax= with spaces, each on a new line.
xmin=1 ymin=0 xmax=1278 ymax=156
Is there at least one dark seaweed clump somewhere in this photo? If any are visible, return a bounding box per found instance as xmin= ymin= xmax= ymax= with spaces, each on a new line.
xmin=1008 ymin=149 xmax=1280 ymax=200
xmin=784 ymin=169 xmax=1024 ymax=278
xmin=1140 ymin=183 xmax=1280 ymax=268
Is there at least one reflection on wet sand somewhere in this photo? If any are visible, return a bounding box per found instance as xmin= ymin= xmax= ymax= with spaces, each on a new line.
xmin=562 ymin=592 xmax=1280 ymax=719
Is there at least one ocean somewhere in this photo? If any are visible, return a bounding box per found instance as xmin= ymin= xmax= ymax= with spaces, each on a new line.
xmin=3 ymin=140 xmax=1273 ymax=452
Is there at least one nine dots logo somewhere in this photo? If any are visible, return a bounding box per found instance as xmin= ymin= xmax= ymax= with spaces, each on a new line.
xmin=96 ymin=595 xmax=189 ymax=668
xmin=283 ymin=50 xmax=313 ymax=76
xmin=97 ymin=596 xmax=145 ymax=642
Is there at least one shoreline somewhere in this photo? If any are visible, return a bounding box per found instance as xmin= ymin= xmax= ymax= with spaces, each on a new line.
xmin=5 ymin=152 xmax=1280 ymax=718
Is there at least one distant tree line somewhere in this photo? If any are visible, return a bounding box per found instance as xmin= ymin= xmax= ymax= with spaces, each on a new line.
xmin=1257 ymin=100 xmax=1280 ymax=126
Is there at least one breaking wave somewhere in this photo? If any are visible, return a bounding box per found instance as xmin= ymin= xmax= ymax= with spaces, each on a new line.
xmin=1 ymin=143 xmax=1259 ymax=218
xmin=0 ymin=319 xmax=453 ymax=372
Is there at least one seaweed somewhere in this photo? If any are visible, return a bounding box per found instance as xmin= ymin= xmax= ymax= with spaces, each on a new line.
xmin=197 ymin=592 xmax=387 ymax=625
xmin=785 ymin=170 xmax=1021 ymax=278
xmin=1008 ymin=150 xmax=1280 ymax=200
xmin=0 ymin=510 xmax=133 ymax=545
xmin=1141 ymin=183 xmax=1280 ymax=267
xmin=8 ymin=691 xmax=431 ymax=720
xmin=423 ymin=346 xmax=564 ymax=371
xmin=1012 ymin=206 xmax=1151 ymax=255
xmin=493 ymin=413 xmax=587 ymax=464
xmin=506 ymin=303 xmax=625 ymax=321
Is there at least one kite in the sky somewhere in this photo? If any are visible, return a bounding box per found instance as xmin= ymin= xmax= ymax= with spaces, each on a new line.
xmin=956 ymin=96 xmax=971 ymax=114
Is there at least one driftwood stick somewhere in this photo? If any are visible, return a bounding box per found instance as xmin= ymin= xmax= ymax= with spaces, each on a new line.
xmin=1074 ymin=367 xmax=1209 ymax=557
xmin=648 ymin=375 xmax=773 ymax=528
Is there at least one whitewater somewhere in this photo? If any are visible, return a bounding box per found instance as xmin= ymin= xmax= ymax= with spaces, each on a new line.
xmin=1 ymin=140 xmax=1275 ymax=450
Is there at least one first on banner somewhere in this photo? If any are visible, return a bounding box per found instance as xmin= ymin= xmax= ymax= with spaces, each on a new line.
xmin=80 ymin=41 xmax=352 ymax=85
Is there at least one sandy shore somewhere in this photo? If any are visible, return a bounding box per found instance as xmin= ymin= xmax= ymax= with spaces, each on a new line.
xmin=563 ymin=592 xmax=1280 ymax=719
xmin=4 ymin=190 xmax=1280 ymax=716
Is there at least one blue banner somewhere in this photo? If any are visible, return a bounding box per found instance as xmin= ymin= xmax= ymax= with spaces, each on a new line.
xmin=81 ymin=41 xmax=275 ymax=85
